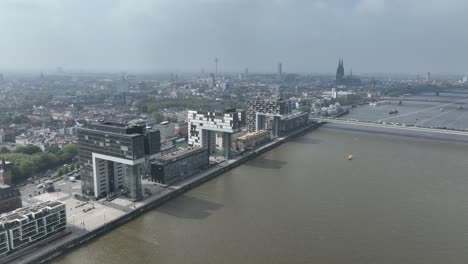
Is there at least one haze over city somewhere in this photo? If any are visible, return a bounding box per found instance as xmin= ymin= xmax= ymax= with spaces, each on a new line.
xmin=1 ymin=0 xmax=467 ymax=73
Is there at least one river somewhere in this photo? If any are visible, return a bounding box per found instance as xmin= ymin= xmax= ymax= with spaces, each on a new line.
xmin=53 ymin=123 xmax=468 ymax=264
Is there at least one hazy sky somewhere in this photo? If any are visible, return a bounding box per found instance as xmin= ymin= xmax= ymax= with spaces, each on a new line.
xmin=0 ymin=0 xmax=467 ymax=74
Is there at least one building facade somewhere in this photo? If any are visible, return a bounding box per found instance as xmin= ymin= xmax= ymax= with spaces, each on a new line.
xmin=235 ymin=130 xmax=271 ymax=152
xmin=246 ymin=98 xmax=291 ymax=137
xmin=188 ymin=108 xmax=245 ymax=158
xmin=0 ymin=201 xmax=66 ymax=257
xmin=278 ymin=111 xmax=309 ymax=136
xmin=0 ymin=185 xmax=22 ymax=215
xmin=151 ymin=148 xmax=209 ymax=185
xmin=0 ymin=160 xmax=13 ymax=186
xmin=78 ymin=122 xmax=161 ymax=201
xmin=156 ymin=121 xmax=176 ymax=143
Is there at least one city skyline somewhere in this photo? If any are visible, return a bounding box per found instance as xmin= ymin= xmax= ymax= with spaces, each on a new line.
xmin=0 ymin=0 xmax=467 ymax=74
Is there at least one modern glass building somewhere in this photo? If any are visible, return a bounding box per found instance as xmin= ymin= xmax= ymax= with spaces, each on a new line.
xmin=78 ymin=122 xmax=160 ymax=201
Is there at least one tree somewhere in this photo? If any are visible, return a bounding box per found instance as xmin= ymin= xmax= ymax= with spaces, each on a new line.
xmin=63 ymin=166 xmax=70 ymax=174
xmin=59 ymin=144 xmax=78 ymax=162
xmin=15 ymin=145 xmax=42 ymax=155
xmin=168 ymin=116 xmax=178 ymax=123
xmin=47 ymin=146 xmax=61 ymax=154
xmin=152 ymin=112 xmax=164 ymax=123
xmin=0 ymin=147 xmax=10 ymax=154
xmin=58 ymin=169 xmax=64 ymax=176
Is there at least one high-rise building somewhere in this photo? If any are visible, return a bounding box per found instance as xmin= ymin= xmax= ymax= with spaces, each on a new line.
xmin=209 ymin=73 xmax=216 ymax=88
xmin=277 ymin=62 xmax=282 ymax=78
xmin=462 ymin=76 xmax=468 ymax=83
xmin=246 ymin=98 xmax=291 ymax=137
xmin=78 ymin=122 xmax=161 ymax=201
xmin=117 ymin=72 xmax=129 ymax=94
xmin=188 ymin=108 xmax=245 ymax=158
xmin=426 ymin=72 xmax=431 ymax=82
xmin=0 ymin=201 xmax=66 ymax=257
xmin=246 ymin=98 xmax=309 ymax=137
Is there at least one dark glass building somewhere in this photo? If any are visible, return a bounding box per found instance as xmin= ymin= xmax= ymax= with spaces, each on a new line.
xmin=78 ymin=122 xmax=160 ymax=201
xmin=151 ymin=148 xmax=209 ymax=185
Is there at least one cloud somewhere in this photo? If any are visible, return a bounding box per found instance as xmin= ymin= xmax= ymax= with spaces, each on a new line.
xmin=353 ymin=0 xmax=385 ymax=15
xmin=0 ymin=0 xmax=466 ymax=73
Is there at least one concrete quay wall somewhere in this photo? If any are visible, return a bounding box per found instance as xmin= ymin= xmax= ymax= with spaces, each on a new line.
xmin=24 ymin=123 xmax=320 ymax=264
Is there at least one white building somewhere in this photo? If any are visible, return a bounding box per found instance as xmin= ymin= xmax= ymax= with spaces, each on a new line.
xmin=0 ymin=201 xmax=66 ymax=257
xmin=188 ymin=108 xmax=245 ymax=158
xmin=331 ymin=88 xmax=337 ymax=99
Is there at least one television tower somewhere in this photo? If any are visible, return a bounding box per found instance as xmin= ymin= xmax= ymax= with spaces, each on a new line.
xmin=214 ymin=57 xmax=219 ymax=76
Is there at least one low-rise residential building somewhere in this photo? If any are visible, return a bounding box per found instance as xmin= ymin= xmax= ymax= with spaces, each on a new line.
xmin=235 ymin=130 xmax=271 ymax=152
xmin=0 ymin=201 xmax=66 ymax=257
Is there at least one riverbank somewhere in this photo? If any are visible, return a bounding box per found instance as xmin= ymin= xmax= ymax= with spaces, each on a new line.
xmin=8 ymin=123 xmax=320 ymax=264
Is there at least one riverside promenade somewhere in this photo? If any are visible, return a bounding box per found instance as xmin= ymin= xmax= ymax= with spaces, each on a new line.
xmin=3 ymin=123 xmax=318 ymax=264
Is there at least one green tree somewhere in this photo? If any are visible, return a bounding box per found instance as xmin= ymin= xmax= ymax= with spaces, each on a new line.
xmin=0 ymin=147 xmax=10 ymax=154
xmin=152 ymin=112 xmax=164 ymax=123
xmin=47 ymin=146 xmax=61 ymax=154
xmin=59 ymin=144 xmax=78 ymax=162
xmin=15 ymin=145 xmax=42 ymax=155
xmin=58 ymin=169 xmax=64 ymax=176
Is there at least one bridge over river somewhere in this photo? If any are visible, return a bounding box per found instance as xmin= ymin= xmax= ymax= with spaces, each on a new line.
xmin=310 ymin=117 xmax=468 ymax=137
xmin=379 ymin=97 xmax=468 ymax=104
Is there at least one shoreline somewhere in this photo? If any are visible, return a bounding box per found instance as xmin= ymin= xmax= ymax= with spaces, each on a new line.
xmin=10 ymin=123 xmax=321 ymax=264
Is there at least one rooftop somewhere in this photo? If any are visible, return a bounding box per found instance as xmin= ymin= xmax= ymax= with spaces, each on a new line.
xmin=238 ymin=130 xmax=271 ymax=141
xmin=0 ymin=200 xmax=64 ymax=224
xmin=156 ymin=147 xmax=206 ymax=162
xmin=192 ymin=107 xmax=242 ymax=114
